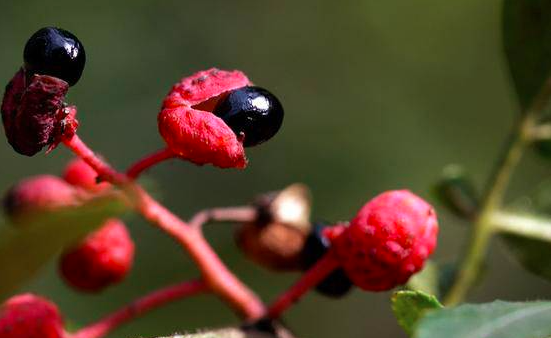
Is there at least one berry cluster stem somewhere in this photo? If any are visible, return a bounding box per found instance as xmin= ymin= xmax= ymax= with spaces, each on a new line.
xmin=267 ymin=252 xmax=339 ymax=319
xmin=126 ymin=148 xmax=176 ymax=179
xmin=62 ymin=134 xmax=265 ymax=319
xmin=71 ymin=279 xmax=207 ymax=338
xmin=443 ymin=76 xmax=551 ymax=306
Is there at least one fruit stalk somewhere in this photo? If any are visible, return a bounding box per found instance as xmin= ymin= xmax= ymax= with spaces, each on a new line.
xmin=267 ymin=252 xmax=339 ymax=318
xmin=71 ymin=279 xmax=207 ymax=338
xmin=63 ymin=134 xmax=265 ymax=319
xmin=126 ymin=148 xmax=176 ymax=179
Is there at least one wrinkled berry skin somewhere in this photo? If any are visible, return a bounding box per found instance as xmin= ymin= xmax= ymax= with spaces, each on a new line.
xmin=332 ymin=190 xmax=438 ymax=291
xmin=63 ymin=158 xmax=111 ymax=192
xmin=213 ymin=86 xmax=284 ymax=147
xmin=301 ymin=224 xmax=353 ymax=297
xmin=4 ymin=175 xmax=80 ymax=222
xmin=159 ymin=68 xmax=251 ymax=168
xmin=0 ymin=293 xmax=64 ymax=338
xmin=1 ymin=70 xmax=76 ymax=156
xmin=60 ymin=219 xmax=135 ymax=292
xmin=24 ymin=27 xmax=86 ymax=86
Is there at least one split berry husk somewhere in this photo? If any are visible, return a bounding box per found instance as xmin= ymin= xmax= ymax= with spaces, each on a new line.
xmin=60 ymin=219 xmax=135 ymax=292
xmin=332 ymin=190 xmax=439 ymax=291
xmin=24 ymin=27 xmax=86 ymax=86
xmin=0 ymin=293 xmax=64 ymax=338
xmin=301 ymin=224 xmax=353 ymax=297
xmin=213 ymin=86 xmax=284 ymax=147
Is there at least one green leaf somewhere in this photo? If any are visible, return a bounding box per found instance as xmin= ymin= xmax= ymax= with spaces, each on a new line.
xmin=502 ymin=233 xmax=551 ymax=282
xmin=0 ymin=194 xmax=127 ymax=300
xmin=415 ymin=301 xmax=551 ymax=338
xmin=503 ymin=0 xmax=551 ymax=109
xmin=391 ymin=290 xmax=443 ymax=336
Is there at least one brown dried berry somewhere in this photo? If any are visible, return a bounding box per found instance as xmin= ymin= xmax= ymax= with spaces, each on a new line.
xmin=236 ymin=184 xmax=312 ymax=271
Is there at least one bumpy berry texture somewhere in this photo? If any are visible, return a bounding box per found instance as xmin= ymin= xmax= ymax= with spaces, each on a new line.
xmin=301 ymin=224 xmax=353 ymax=297
xmin=3 ymin=175 xmax=80 ymax=222
xmin=158 ymin=68 xmax=251 ymax=168
xmin=0 ymin=293 xmax=64 ymax=338
xmin=1 ymin=70 xmax=75 ymax=156
xmin=332 ymin=190 xmax=438 ymax=291
xmin=24 ymin=27 xmax=86 ymax=86
xmin=213 ymin=86 xmax=284 ymax=147
xmin=63 ymin=158 xmax=111 ymax=192
xmin=60 ymin=219 xmax=135 ymax=292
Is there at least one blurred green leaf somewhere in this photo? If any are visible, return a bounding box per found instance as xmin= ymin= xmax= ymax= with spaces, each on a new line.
xmin=503 ymin=0 xmax=551 ymax=109
xmin=502 ymin=233 xmax=551 ymax=282
xmin=415 ymin=301 xmax=551 ymax=338
xmin=391 ymin=290 xmax=442 ymax=336
xmin=503 ymin=185 xmax=551 ymax=282
xmin=0 ymin=194 xmax=127 ymax=300
xmin=433 ymin=165 xmax=479 ymax=220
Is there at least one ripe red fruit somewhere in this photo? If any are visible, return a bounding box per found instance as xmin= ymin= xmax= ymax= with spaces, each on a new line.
xmin=332 ymin=190 xmax=438 ymax=291
xmin=158 ymin=68 xmax=251 ymax=168
xmin=60 ymin=219 xmax=135 ymax=292
xmin=0 ymin=293 xmax=64 ymax=338
xmin=63 ymin=158 xmax=111 ymax=192
xmin=3 ymin=175 xmax=80 ymax=222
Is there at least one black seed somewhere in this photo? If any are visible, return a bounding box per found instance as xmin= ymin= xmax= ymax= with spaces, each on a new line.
xmin=24 ymin=27 xmax=86 ymax=86
xmin=213 ymin=86 xmax=284 ymax=147
xmin=301 ymin=223 xmax=353 ymax=298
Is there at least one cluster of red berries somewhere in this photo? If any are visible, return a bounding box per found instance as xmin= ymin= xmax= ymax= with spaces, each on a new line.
xmin=4 ymin=158 xmax=134 ymax=293
xmin=0 ymin=26 xmax=439 ymax=338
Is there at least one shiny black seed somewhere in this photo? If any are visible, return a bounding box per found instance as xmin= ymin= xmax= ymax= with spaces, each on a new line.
xmin=23 ymin=27 xmax=86 ymax=86
xmin=301 ymin=223 xmax=353 ymax=298
xmin=213 ymin=86 xmax=284 ymax=147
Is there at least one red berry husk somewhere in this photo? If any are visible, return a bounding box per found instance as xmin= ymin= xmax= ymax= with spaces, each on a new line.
xmin=60 ymin=219 xmax=135 ymax=292
xmin=63 ymin=157 xmax=111 ymax=192
xmin=332 ymin=190 xmax=438 ymax=291
xmin=1 ymin=69 xmax=76 ymax=156
xmin=3 ymin=175 xmax=81 ymax=223
xmin=158 ymin=68 xmax=250 ymax=168
xmin=0 ymin=293 xmax=64 ymax=338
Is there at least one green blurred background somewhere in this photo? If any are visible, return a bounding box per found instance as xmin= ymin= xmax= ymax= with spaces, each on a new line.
xmin=1 ymin=0 xmax=551 ymax=337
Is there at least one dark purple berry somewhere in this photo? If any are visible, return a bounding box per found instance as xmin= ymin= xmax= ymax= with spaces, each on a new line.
xmin=24 ymin=27 xmax=86 ymax=86
xmin=213 ymin=86 xmax=284 ymax=147
xmin=301 ymin=223 xmax=353 ymax=298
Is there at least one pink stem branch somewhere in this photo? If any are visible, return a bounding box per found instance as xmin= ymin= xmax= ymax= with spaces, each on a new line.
xmin=71 ymin=279 xmax=207 ymax=338
xmin=126 ymin=148 xmax=176 ymax=179
xmin=189 ymin=206 xmax=258 ymax=230
xmin=62 ymin=134 xmax=265 ymax=320
xmin=267 ymin=252 xmax=340 ymax=319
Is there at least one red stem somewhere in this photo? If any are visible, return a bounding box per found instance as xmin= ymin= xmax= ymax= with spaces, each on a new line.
xmin=126 ymin=148 xmax=176 ymax=179
xmin=267 ymin=252 xmax=340 ymax=319
xmin=71 ymin=279 xmax=207 ymax=338
xmin=62 ymin=134 xmax=265 ymax=320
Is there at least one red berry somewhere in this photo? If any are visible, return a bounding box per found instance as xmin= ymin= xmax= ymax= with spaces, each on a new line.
xmin=158 ymin=68 xmax=251 ymax=168
xmin=332 ymin=190 xmax=438 ymax=291
xmin=0 ymin=293 xmax=64 ymax=338
xmin=3 ymin=175 xmax=80 ymax=222
xmin=60 ymin=219 xmax=135 ymax=292
xmin=63 ymin=158 xmax=111 ymax=192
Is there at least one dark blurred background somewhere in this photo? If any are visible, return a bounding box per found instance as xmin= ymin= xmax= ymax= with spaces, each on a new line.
xmin=1 ymin=0 xmax=551 ymax=337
